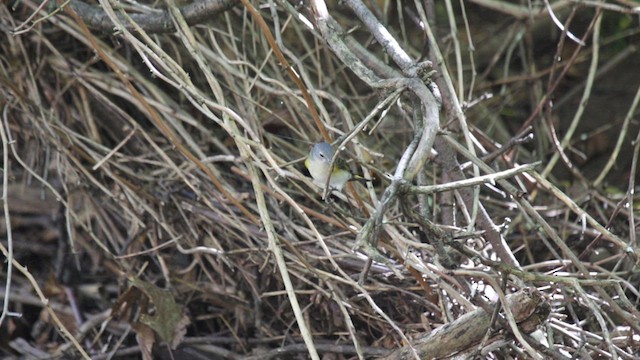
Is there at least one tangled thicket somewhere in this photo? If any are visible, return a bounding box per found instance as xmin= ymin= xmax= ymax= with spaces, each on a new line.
xmin=1 ymin=0 xmax=639 ymax=359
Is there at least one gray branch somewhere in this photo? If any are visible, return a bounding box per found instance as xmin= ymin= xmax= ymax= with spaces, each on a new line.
xmin=67 ymin=0 xmax=238 ymax=33
xmin=309 ymin=0 xmax=441 ymax=257
xmin=381 ymin=288 xmax=550 ymax=360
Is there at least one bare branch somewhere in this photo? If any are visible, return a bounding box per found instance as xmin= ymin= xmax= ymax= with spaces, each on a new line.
xmin=66 ymin=0 xmax=238 ymax=33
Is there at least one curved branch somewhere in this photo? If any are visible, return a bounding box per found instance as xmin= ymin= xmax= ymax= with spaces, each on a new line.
xmin=381 ymin=288 xmax=549 ymax=360
xmin=68 ymin=0 xmax=238 ymax=33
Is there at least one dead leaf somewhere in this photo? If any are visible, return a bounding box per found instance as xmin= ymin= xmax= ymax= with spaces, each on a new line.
xmin=113 ymin=277 xmax=188 ymax=349
xmin=134 ymin=322 xmax=155 ymax=360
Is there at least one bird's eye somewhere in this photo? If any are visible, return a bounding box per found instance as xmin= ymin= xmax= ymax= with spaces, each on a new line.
xmin=319 ymin=153 xmax=325 ymax=158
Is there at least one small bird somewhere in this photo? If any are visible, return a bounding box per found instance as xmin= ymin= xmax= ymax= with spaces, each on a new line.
xmin=304 ymin=142 xmax=354 ymax=192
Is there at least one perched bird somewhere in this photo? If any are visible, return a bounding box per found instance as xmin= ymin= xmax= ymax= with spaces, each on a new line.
xmin=304 ymin=142 xmax=354 ymax=192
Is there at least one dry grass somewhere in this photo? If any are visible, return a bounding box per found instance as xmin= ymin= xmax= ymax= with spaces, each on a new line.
xmin=1 ymin=0 xmax=639 ymax=359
